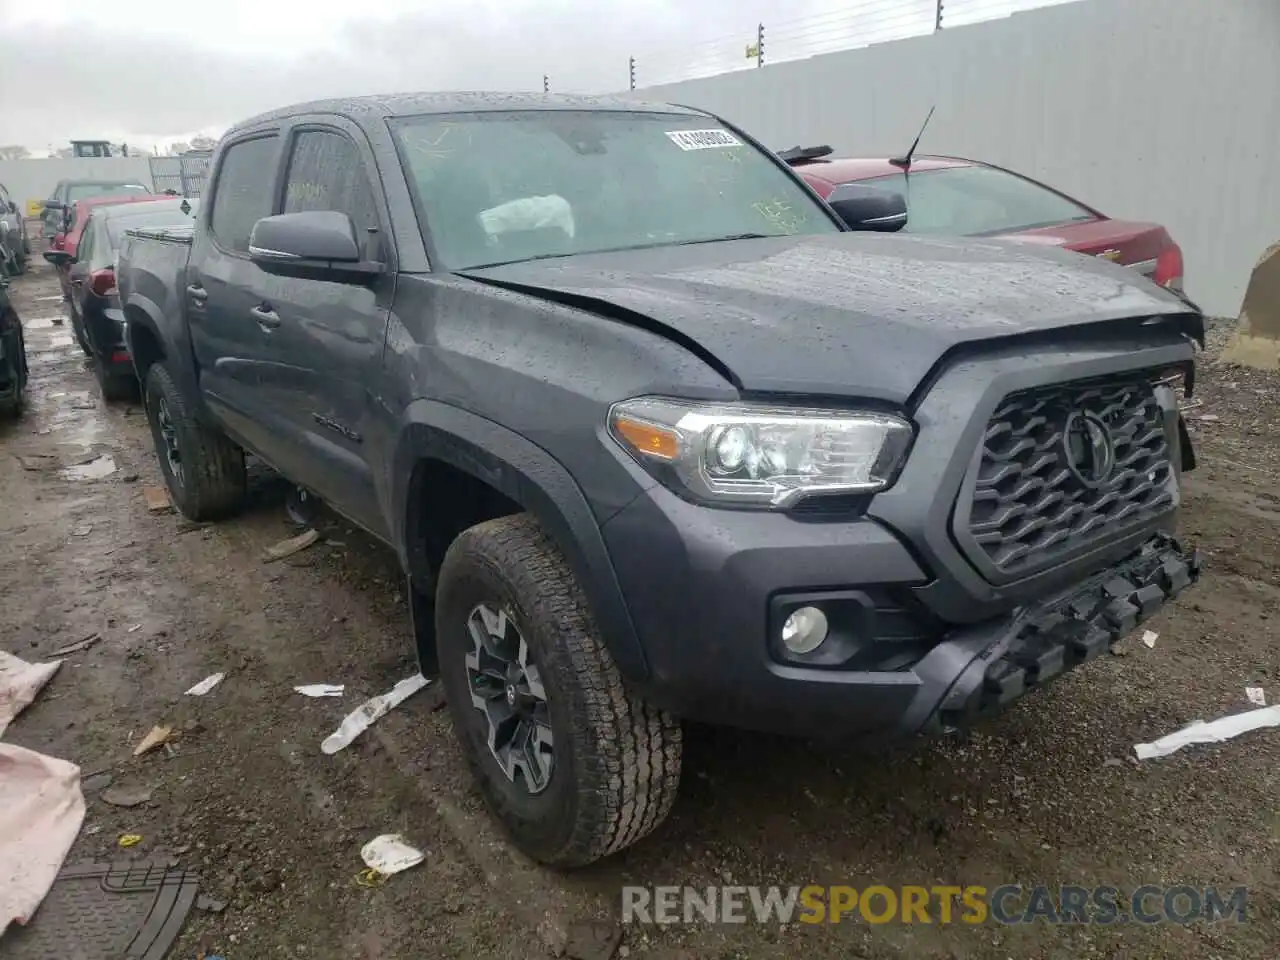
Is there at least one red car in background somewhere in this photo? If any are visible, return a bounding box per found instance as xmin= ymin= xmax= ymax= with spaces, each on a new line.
xmin=48 ymin=194 xmax=164 ymax=302
xmin=781 ymin=147 xmax=1184 ymax=291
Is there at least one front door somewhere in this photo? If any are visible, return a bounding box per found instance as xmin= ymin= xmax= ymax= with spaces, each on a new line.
xmin=258 ymin=123 xmax=393 ymax=536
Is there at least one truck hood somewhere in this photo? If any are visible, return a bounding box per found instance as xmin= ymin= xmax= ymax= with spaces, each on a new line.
xmin=462 ymin=233 xmax=1200 ymax=404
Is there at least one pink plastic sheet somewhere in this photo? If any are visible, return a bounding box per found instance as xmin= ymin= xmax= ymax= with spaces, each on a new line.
xmin=0 ymin=651 xmax=85 ymax=935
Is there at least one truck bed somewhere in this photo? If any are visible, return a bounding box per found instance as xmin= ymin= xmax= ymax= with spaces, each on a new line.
xmin=117 ymin=224 xmax=194 ymax=329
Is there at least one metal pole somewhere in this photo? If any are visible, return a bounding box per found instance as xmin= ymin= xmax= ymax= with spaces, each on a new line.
xmin=757 ymin=23 xmax=765 ymax=67
xmin=935 ymin=0 xmax=943 ymax=31
xmin=629 ymin=57 xmax=636 ymax=91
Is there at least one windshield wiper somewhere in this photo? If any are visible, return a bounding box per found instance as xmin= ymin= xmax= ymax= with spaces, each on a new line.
xmin=675 ymin=232 xmax=774 ymax=246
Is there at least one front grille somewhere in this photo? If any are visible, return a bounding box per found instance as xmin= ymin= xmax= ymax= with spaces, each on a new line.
xmin=962 ymin=372 xmax=1175 ymax=577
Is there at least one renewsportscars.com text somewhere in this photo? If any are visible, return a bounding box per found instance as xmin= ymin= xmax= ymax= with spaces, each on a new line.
xmin=622 ymin=884 xmax=1248 ymax=926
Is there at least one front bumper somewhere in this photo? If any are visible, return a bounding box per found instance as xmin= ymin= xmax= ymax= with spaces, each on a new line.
xmin=604 ymin=480 xmax=1200 ymax=739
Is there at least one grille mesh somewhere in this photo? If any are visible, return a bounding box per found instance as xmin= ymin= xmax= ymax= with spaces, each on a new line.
xmin=964 ymin=374 xmax=1174 ymax=576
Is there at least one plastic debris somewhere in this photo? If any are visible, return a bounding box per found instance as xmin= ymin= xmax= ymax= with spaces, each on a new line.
xmin=262 ymin=528 xmax=320 ymax=563
xmin=360 ymin=834 xmax=425 ymax=878
xmin=49 ymin=633 xmax=101 ymax=657
xmin=133 ymin=725 xmax=174 ymax=757
xmin=355 ymin=868 xmax=388 ymax=888
xmin=1141 ymin=630 xmax=1158 ymax=649
xmin=118 ymin=834 xmax=142 ymax=848
xmin=1134 ymin=705 xmax=1280 ymax=760
xmin=71 ymin=524 xmax=93 ymax=537
xmin=1246 ymin=687 xmax=1267 ymax=707
xmin=321 ymin=674 xmax=431 ymax=755
xmin=101 ymin=785 xmax=154 ymax=808
xmin=127 ymin=624 xmax=143 ymax=633
xmin=295 ymin=684 xmax=344 ymax=698
xmin=184 ymin=673 xmax=225 ymax=696
xmin=142 ymin=487 xmax=171 ymax=512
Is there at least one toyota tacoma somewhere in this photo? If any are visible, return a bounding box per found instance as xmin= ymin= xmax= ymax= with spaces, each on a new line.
xmin=117 ymin=93 xmax=1203 ymax=867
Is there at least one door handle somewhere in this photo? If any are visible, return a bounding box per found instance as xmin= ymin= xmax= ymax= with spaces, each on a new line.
xmin=250 ymin=304 xmax=281 ymax=330
xmin=186 ymin=284 xmax=208 ymax=303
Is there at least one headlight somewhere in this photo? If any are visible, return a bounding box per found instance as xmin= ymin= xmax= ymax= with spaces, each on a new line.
xmin=608 ymin=397 xmax=914 ymax=508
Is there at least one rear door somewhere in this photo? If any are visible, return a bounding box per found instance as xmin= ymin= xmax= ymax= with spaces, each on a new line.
xmin=257 ymin=121 xmax=394 ymax=536
xmin=186 ymin=132 xmax=294 ymax=464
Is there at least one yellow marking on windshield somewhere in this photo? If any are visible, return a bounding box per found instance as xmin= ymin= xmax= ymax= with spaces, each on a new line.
xmin=752 ymin=198 xmax=807 ymax=234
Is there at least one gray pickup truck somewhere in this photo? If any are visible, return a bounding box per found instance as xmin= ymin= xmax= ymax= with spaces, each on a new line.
xmin=118 ymin=92 xmax=1203 ymax=867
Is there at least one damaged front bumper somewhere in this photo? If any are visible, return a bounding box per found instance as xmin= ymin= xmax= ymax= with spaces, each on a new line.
xmin=908 ymin=533 xmax=1202 ymax=735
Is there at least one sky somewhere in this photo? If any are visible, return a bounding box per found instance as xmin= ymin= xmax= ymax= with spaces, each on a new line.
xmin=0 ymin=0 xmax=1055 ymax=154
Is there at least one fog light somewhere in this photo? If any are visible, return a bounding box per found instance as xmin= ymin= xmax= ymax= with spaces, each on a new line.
xmin=781 ymin=606 xmax=829 ymax=655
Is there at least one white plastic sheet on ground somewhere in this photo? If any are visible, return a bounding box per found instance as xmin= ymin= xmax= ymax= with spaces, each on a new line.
xmin=1134 ymin=705 xmax=1280 ymax=760
xmin=295 ymin=684 xmax=344 ymax=698
xmin=320 ymin=674 xmax=431 ymax=754
xmin=360 ymin=834 xmax=425 ymax=877
xmin=0 ymin=652 xmax=86 ymax=935
xmin=184 ymin=673 xmax=225 ymax=696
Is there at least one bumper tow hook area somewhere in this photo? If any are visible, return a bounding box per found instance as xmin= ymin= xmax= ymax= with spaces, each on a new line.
xmin=919 ymin=535 xmax=1202 ymax=734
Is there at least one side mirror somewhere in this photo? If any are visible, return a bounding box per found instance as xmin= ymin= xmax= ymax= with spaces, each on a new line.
xmin=43 ymin=250 xmax=74 ymax=267
xmin=827 ymin=183 xmax=908 ymax=233
xmin=6 ymin=201 xmax=15 ymax=215
xmin=248 ymin=211 xmax=380 ymax=282
xmin=43 ymin=201 xmax=64 ymax=212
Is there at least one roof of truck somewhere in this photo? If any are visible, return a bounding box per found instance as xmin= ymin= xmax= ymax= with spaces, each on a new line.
xmin=233 ymin=92 xmax=707 ymax=133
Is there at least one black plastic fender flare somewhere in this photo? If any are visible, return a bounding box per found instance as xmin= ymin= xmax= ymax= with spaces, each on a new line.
xmin=391 ymin=399 xmax=649 ymax=682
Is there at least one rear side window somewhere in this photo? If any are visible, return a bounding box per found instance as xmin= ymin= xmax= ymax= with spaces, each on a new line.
xmin=209 ymin=136 xmax=280 ymax=252
xmin=282 ymin=131 xmax=378 ymax=235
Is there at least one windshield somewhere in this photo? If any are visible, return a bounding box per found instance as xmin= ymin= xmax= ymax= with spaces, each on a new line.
xmin=105 ymin=202 xmax=200 ymax=249
xmin=67 ymin=182 xmax=151 ymax=203
xmin=856 ymin=165 xmax=1096 ymax=236
xmin=392 ymin=110 xmax=837 ymax=270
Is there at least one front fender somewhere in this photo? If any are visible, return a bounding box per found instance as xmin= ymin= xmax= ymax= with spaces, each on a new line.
xmin=391 ymin=399 xmax=649 ymax=682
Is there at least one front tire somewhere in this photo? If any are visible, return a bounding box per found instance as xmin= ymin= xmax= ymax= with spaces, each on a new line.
xmin=437 ymin=514 xmax=682 ymax=868
xmin=143 ymin=363 xmax=246 ymax=520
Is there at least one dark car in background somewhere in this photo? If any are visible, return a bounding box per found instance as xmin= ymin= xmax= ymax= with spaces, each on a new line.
xmin=42 ymin=178 xmax=152 ymax=245
xmin=46 ymin=197 xmax=197 ymax=400
xmin=782 ymin=148 xmax=1185 ymax=291
xmin=0 ymin=182 xmax=31 ymax=277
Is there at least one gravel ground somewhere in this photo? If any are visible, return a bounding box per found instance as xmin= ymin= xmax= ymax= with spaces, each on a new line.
xmin=1 ymin=264 xmax=1276 ymax=959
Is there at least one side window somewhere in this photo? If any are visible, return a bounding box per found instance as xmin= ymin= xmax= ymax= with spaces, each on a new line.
xmin=282 ymin=130 xmax=378 ymax=235
xmin=209 ymin=135 xmax=280 ymax=253
xmin=78 ymin=219 xmax=96 ymax=263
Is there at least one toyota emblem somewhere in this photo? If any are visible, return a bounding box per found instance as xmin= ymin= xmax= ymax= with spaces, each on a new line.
xmin=1063 ymin=411 xmax=1116 ymax=488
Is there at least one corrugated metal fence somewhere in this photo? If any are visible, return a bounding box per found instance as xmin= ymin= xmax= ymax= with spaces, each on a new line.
xmin=147 ymin=153 xmax=213 ymax=198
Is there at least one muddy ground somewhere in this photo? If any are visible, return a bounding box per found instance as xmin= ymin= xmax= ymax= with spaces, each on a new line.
xmin=1 ymin=261 xmax=1277 ymax=959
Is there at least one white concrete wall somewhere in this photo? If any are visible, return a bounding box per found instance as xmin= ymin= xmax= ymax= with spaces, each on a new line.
xmin=0 ymin=157 xmax=155 ymax=212
xmin=638 ymin=0 xmax=1280 ymax=318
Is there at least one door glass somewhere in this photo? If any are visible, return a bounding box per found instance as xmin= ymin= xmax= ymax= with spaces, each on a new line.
xmin=209 ymin=136 xmax=280 ymax=252
xmin=283 ymin=131 xmax=378 ymax=236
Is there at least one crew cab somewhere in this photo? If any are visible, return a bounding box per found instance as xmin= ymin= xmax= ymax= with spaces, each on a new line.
xmin=118 ymin=93 xmax=1203 ymax=868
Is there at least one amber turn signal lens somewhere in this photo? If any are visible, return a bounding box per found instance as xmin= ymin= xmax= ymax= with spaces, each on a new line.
xmin=613 ymin=416 xmax=680 ymax=461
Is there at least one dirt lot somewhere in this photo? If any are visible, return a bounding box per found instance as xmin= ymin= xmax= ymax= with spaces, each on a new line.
xmin=2 ymin=262 xmax=1277 ymax=959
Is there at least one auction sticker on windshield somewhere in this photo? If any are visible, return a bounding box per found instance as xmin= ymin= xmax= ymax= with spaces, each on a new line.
xmin=666 ymin=129 xmax=742 ymax=150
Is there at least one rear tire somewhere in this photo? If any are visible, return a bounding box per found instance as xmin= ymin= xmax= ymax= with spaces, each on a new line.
xmin=437 ymin=513 xmax=682 ymax=868
xmin=70 ymin=309 xmax=92 ymax=356
xmin=143 ymin=363 xmax=246 ymax=520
